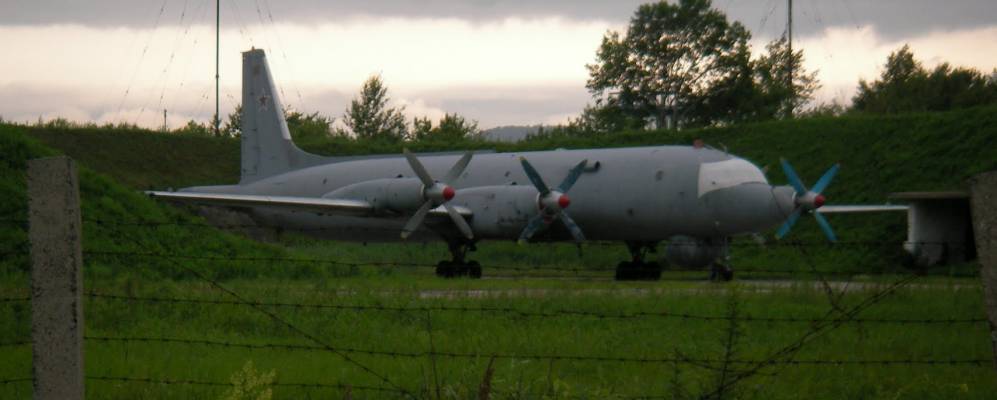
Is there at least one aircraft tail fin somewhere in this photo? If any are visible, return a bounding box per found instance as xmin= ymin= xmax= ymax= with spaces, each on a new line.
xmin=239 ymin=49 xmax=326 ymax=184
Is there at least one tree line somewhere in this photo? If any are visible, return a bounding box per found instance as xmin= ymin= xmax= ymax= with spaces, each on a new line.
xmin=168 ymin=0 xmax=995 ymax=140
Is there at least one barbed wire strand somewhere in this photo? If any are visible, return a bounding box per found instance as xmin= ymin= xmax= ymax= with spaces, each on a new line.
xmin=73 ymin=216 xmax=966 ymax=249
xmin=83 ymin=336 xmax=986 ymax=368
xmin=84 ymin=292 xmax=987 ymax=325
xmin=85 ymin=375 xmax=405 ymax=394
xmin=0 ymin=341 xmax=31 ymax=349
xmin=82 ymin=249 xmax=945 ymax=277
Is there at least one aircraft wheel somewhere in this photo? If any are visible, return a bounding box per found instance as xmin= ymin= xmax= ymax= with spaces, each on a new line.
xmin=642 ymin=262 xmax=662 ymax=281
xmin=615 ymin=261 xmax=634 ymax=281
xmin=467 ymin=261 xmax=482 ymax=279
xmin=436 ymin=261 xmax=456 ymax=278
xmin=720 ymin=266 xmax=734 ymax=282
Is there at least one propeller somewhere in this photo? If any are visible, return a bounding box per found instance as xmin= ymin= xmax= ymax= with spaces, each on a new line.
xmin=400 ymin=149 xmax=474 ymax=240
xmin=517 ymin=157 xmax=588 ymax=244
xmin=775 ymin=158 xmax=840 ymax=242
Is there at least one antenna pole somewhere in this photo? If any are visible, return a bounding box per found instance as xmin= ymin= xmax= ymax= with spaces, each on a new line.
xmin=214 ymin=0 xmax=220 ymax=135
xmin=787 ymin=0 xmax=794 ymax=117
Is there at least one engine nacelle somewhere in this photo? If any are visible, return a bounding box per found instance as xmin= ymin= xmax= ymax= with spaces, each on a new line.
xmin=323 ymin=178 xmax=426 ymax=212
xmin=664 ymin=236 xmax=724 ymax=269
xmin=450 ymin=185 xmax=539 ymax=238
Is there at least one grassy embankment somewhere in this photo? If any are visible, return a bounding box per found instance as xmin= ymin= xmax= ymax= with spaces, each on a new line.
xmin=0 ymin=106 xmax=995 ymax=398
xmin=23 ymin=104 xmax=997 ymax=275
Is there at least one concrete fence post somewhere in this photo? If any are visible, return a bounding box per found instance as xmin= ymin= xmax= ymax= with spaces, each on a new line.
xmin=27 ymin=156 xmax=85 ymax=400
xmin=970 ymin=171 xmax=997 ymax=371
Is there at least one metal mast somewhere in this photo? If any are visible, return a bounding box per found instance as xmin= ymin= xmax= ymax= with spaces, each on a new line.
xmin=214 ymin=0 xmax=220 ymax=135
xmin=787 ymin=0 xmax=794 ymax=117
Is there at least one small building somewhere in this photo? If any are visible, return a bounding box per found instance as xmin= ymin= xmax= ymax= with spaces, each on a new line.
xmin=890 ymin=191 xmax=976 ymax=266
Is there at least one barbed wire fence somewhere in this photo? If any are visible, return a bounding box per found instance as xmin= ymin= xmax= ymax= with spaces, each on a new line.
xmin=3 ymin=159 xmax=996 ymax=399
xmin=0 ymin=234 xmax=991 ymax=398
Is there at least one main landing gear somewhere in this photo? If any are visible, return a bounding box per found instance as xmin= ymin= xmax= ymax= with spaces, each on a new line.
xmin=435 ymin=240 xmax=482 ymax=279
xmin=709 ymin=238 xmax=734 ymax=281
xmin=615 ymin=241 xmax=663 ymax=281
xmin=709 ymin=262 xmax=734 ymax=281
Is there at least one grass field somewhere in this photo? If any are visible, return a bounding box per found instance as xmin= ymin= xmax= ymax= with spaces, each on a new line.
xmin=1 ymin=267 xmax=992 ymax=399
xmin=2 ymin=106 xmax=996 ymax=398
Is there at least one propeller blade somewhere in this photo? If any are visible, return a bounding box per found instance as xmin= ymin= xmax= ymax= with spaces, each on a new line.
xmin=519 ymin=157 xmax=550 ymax=195
xmin=442 ymin=151 xmax=474 ymax=184
xmin=556 ymin=160 xmax=588 ymax=193
xmin=403 ymin=149 xmax=435 ymax=187
xmin=813 ymin=212 xmax=838 ymax=243
xmin=443 ymin=203 xmax=474 ymax=239
xmin=559 ymin=212 xmax=586 ymax=243
xmin=810 ymin=163 xmax=840 ymax=194
xmin=400 ymin=200 xmax=434 ymax=239
xmin=517 ymin=214 xmax=547 ymax=244
xmin=775 ymin=208 xmax=803 ymax=239
xmin=780 ymin=158 xmax=807 ymax=195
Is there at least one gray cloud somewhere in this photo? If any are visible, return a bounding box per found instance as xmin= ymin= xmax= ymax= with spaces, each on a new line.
xmin=1 ymin=82 xmax=590 ymax=129
xmin=4 ymin=1 xmax=996 ymax=40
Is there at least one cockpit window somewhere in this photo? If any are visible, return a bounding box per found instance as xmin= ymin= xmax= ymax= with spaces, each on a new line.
xmin=697 ymin=158 xmax=768 ymax=197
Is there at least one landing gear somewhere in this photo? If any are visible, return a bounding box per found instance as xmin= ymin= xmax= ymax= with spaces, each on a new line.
xmin=435 ymin=241 xmax=482 ymax=279
xmin=709 ymin=238 xmax=734 ymax=282
xmin=709 ymin=262 xmax=734 ymax=281
xmin=615 ymin=241 xmax=662 ymax=281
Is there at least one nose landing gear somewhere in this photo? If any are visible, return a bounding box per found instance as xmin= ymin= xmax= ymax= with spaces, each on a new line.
xmin=435 ymin=240 xmax=482 ymax=278
xmin=615 ymin=241 xmax=663 ymax=281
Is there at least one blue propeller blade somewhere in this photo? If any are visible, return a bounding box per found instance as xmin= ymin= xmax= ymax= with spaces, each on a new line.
xmin=557 ymin=160 xmax=588 ymax=193
xmin=810 ymin=163 xmax=840 ymax=195
xmin=780 ymin=158 xmax=807 ymax=195
xmin=519 ymin=157 xmax=550 ymax=195
xmin=775 ymin=208 xmax=803 ymax=239
xmin=813 ymin=212 xmax=838 ymax=242
xmin=517 ymin=214 xmax=547 ymax=244
xmin=559 ymin=212 xmax=586 ymax=243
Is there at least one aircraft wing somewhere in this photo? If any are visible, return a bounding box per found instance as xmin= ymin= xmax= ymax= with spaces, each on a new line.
xmin=147 ymin=191 xmax=374 ymax=216
xmin=818 ymin=205 xmax=909 ymax=213
xmin=146 ymin=191 xmax=473 ymax=218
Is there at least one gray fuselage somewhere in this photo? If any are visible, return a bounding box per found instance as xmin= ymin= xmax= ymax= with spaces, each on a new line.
xmin=188 ymin=145 xmax=798 ymax=243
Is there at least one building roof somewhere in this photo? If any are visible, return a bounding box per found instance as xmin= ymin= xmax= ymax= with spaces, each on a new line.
xmin=888 ymin=191 xmax=969 ymax=201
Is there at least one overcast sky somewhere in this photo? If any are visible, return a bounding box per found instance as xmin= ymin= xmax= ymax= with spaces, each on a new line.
xmin=2 ymin=0 xmax=996 ymax=129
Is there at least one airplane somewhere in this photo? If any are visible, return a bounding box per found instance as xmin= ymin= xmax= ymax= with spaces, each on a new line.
xmin=149 ymin=49 xmax=899 ymax=281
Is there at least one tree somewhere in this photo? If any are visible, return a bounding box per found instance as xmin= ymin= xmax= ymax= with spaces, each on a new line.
xmin=852 ymin=45 xmax=926 ymax=113
xmin=339 ymin=75 xmax=408 ymax=140
xmin=285 ymin=109 xmax=334 ymax=145
xmin=221 ymin=104 xmax=242 ymax=137
xmin=563 ymin=103 xmax=647 ymax=134
xmin=410 ymin=113 xmax=479 ymax=141
xmin=752 ymin=37 xmax=820 ymax=119
xmin=220 ymin=104 xmax=334 ymax=144
xmin=174 ymin=119 xmax=213 ymax=136
xmin=852 ymin=45 xmax=997 ymax=113
xmin=586 ymin=0 xmax=752 ymax=129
